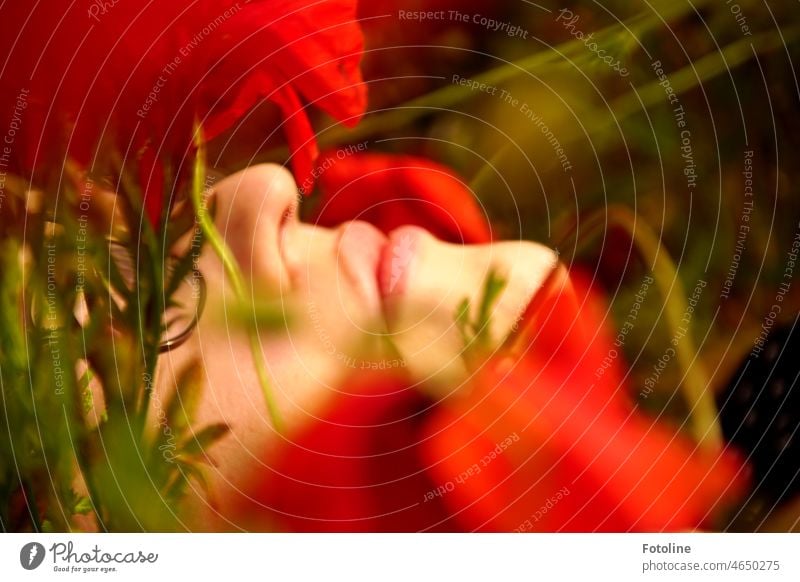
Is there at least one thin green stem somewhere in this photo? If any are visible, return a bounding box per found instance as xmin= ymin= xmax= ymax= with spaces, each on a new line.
xmin=565 ymin=205 xmax=722 ymax=450
xmin=116 ymin=161 xmax=162 ymax=422
xmin=138 ymin=242 xmax=164 ymax=440
xmin=611 ymin=28 xmax=797 ymax=121
xmin=470 ymin=28 xmax=798 ymax=194
xmin=190 ymin=129 xmax=284 ymax=433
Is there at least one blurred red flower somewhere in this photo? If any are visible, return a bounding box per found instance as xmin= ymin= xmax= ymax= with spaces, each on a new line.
xmin=240 ymin=372 xmax=454 ymax=532
xmin=311 ymin=152 xmax=492 ymax=243
xmin=240 ymin=265 xmax=748 ymax=531
xmin=0 ymin=0 xmax=365 ymax=224
xmin=421 ymin=267 xmax=749 ymax=531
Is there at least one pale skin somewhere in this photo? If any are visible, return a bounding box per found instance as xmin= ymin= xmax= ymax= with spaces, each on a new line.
xmin=154 ymin=164 xmax=559 ymax=529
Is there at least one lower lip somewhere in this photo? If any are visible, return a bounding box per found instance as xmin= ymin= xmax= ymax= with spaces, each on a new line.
xmin=378 ymin=225 xmax=425 ymax=299
xmin=338 ymin=222 xmax=425 ymax=302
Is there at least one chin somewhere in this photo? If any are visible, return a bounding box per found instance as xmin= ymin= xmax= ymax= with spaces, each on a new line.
xmin=379 ymin=229 xmax=560 ymax=385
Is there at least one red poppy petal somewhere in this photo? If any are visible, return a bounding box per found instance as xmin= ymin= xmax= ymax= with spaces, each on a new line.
xmin=250 ymin=0 xmax=366 ymax=125
xmin=2 ymin=0 xmax=366 ymax=216
xmin=269 ymin=86 xmax=318 ymax=193
xmin=424 ymin=357 xmax=748 ymax=532
xmin=313 ymin=153 xmax=492 ymax=243
xmin=422 ymin=273 xmax=748 ymax=531
xmin=238 ymin=372 xmax=453 ymax=531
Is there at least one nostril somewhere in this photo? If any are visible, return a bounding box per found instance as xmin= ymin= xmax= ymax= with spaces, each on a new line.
xmin=278 ymin=193 xmax=300 ymax=251
xmin=266 ymin=167 xmax=300 ymax=244
xmin=210 ymin=164 xmax=303 ymax=293
xmin=280 ymin=198 xmax=299 ymax=227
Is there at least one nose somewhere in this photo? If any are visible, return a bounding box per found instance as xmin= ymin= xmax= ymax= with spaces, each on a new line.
xmin=210 ymin=164 xmax=300 ymax=292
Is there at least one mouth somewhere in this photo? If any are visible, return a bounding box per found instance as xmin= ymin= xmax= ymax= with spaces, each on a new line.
xmin=337 ymin=222 xmax=427 ymax=311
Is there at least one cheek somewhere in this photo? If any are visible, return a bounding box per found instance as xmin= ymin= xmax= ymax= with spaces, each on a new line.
xmin=153 ymin=256 xmax=387 ymax=525
xmin=289 ymin=265 xmax=387 ymax=374
xmin=155 ymin=306 xmax=381 ymax=528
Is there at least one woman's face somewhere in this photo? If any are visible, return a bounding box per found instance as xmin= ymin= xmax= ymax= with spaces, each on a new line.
xmin=156 ymin=164 xmax=558 ymax=525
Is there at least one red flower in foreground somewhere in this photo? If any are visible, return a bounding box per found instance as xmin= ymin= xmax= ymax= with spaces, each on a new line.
xmin=239 ymin=265 xmax=748 ymax=531
xmin=421 ymin=267 xmax=749 ymax=531
xmin=239 ymin=372 xmax=453 ymax=532
xmin=311 ymin=152 xmax=492 ymax=243
xmin=0 ymin=0 xmax=365 ymax=224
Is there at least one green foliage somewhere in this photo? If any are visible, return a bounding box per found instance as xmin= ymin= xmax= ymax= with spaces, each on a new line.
xmin=455 ymin=267 xmax=508 ymax=364
xmin=0 ymin=160 xmax=227 ymax=532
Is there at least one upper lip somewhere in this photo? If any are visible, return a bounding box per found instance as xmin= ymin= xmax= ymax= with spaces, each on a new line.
xmin=336 ymin=221 xmax=389 ymax=310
